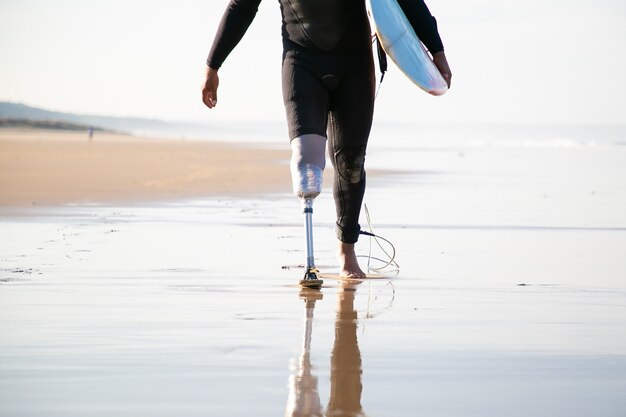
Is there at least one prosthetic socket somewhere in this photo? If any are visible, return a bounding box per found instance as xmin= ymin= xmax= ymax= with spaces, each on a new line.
xmin=290 ymin=135 xmax=326 ymax=201
xmin=292 ymin=163 xmax=323 ymax=200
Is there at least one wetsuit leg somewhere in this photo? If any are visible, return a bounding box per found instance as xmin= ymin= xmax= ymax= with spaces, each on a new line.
xmin=327 ymin=53 xmax=376 ymax=244
xmin=282 ymin=43 xmax=330 ymax=140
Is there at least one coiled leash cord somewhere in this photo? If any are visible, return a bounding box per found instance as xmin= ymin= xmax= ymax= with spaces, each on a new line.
xmin=358 ymin=204 xmax=399 ymax=275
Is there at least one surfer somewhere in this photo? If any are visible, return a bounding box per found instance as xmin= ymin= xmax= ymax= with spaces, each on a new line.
xmin=202 ymin=0 xmax=450 ymax=278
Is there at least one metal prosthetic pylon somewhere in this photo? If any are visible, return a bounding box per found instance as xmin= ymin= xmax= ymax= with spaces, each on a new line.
xmin=299 ymin=198 xmax=323 ymax=289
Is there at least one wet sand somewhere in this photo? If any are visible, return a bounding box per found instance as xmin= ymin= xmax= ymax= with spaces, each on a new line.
xmin=1 ymin=128 xmax=626 ymax=416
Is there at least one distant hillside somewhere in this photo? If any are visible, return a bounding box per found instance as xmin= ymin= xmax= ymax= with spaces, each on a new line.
xmin=0 ymin=101 xmax=287 ymax=142
xmin=0 ymin=102 xmax=169 ymax=133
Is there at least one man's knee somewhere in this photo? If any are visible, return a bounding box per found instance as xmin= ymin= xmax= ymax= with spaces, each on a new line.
xmin=334 ymin=147 xmax=366 ymax=184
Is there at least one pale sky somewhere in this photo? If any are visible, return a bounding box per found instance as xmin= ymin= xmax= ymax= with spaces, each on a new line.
xmin=0 ymin=0 xmax=625 ymax=126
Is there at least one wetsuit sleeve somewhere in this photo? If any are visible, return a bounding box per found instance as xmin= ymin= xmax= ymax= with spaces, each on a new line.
xmin=206 ymin=0 xmax=262 ymax=70
xmin=396 ymin=0 xmax=444 ymax=54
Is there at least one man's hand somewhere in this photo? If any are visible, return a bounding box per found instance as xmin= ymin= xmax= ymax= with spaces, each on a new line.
xmin=433 ymin=51 xmax=451 ymax=88
xmin=202 ymin=66 xmax=220 ymax=109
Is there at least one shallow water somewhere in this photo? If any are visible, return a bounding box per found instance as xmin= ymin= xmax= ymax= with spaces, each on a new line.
xmin=2 ymin=129 xmax=626 ymax=416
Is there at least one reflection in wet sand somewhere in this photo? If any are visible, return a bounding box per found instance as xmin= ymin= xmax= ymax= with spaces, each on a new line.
xmin=328 ymin=284 xmax=364 ymax=417
xmin=286 ymin=282 xmax=367 ymax=417
xmin=285 ymin=289 xmax=324 ymax=417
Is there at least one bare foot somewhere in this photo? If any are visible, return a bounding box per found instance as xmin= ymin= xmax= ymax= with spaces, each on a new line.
xmin=337 ymin=242 xmax=366 ymax=278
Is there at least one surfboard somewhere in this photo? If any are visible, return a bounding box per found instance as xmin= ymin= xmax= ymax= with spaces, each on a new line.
xmin=366 ymin=0 xmax=448 ymax=96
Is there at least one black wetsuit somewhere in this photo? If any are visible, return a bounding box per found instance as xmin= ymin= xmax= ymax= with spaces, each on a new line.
xmin=207 ymin=0 xmax=443 ymax=243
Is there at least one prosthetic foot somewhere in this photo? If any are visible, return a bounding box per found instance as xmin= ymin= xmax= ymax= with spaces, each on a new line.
xmin=293 ymin=164 xmax=324 ymax=289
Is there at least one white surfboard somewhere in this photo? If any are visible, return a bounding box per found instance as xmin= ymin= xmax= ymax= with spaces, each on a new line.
xmin=367 ymin=0 xmax=448 ymax=96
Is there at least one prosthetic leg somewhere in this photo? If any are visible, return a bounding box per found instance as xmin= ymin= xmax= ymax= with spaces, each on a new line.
xmin=295 ymin=165 xmax=324 ymax=289
xmin=291 ymin=136 xmax=326 ymax=289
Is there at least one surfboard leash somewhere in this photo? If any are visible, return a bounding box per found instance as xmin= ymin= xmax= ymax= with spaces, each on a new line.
xmin=358 ymin=204 xmax=399 ymax=275
xmin=372 ymin=34 xmax=388 ymax=99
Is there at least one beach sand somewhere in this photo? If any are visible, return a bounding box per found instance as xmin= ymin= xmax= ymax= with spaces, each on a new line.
xmin=0 ymin=128 xmax=290 ymax=206
xmin=1 ymin=126 xmax=626 ymax=416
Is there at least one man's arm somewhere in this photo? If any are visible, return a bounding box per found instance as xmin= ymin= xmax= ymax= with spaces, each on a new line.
xmin=202 ymin=0 xmax=262 ymax=109
xmin=396 ymin=0 xmax=451 ymax=88
xmin=396 ymin=0 xmax=443 ymax=54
